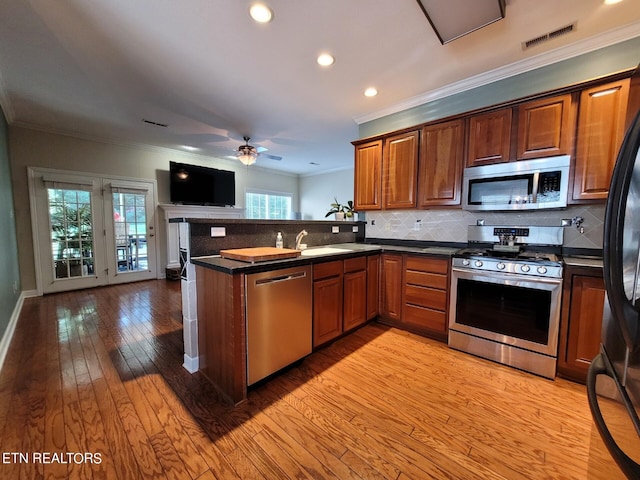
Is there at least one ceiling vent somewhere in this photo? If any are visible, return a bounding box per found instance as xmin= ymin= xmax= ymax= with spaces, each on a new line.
xmin=522 ymin=22 xmax=576 ymax=50
xmin=141 ymin=118 xmax=168 ymax=128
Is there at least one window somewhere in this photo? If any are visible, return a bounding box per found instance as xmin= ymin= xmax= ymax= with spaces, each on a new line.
xmin=245 ymin=190 xmax=292 ymax=219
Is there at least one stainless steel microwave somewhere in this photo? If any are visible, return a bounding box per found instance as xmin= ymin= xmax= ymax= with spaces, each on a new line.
xmin=461 ymin=155 xmax=570 ymax=211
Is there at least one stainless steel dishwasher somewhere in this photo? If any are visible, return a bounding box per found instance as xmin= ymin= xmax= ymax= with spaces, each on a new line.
xmin=246 ymin=265 xmax=312 ymax=385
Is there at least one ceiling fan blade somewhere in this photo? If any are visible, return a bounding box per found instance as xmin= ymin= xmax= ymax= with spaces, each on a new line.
xmin=261 ymin=153 xmax=283 ymax=161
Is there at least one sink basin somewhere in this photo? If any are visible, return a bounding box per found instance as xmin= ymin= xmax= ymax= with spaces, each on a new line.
xmin=300 ymin=247 xmax=351 ymax=257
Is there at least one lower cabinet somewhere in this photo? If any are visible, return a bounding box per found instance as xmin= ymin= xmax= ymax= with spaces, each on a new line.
xmin=312 ymin=254 xmax=377 ymax=348
xmin=379 ymin=253 xmax=450 ymax=342
xmin=313 ymin=260 xmax=343 ymax=348
xmin=343 ymin=257 xmax=367 ymax=332
xmin=557 ymin=265 xmax=605 ymax=383
xmin=402 ymin=255 xmax=449 ymax=341
xmin=380 ymin=253 xmax=403 ymax=321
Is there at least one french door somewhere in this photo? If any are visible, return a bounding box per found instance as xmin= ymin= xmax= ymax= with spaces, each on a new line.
xmin=29 ymin=168 xmax=158 ymax=294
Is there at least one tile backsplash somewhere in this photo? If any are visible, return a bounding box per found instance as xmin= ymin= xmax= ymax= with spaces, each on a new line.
xmin=365 ymin=204 xmax=605 ymax=250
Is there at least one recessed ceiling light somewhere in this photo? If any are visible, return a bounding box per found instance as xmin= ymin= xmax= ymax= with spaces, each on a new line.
xmin=249 ymin=3 xmax=273 ymax=23
xmin=317 ymin=53 xmax=335 ymax=67
xmin=182 ymin=145 xmax=198 ymax=151
xmin=604 ymin=0 xmax=623 ymax=4
xmin=364 ymin=87 xmax=378 ymax=97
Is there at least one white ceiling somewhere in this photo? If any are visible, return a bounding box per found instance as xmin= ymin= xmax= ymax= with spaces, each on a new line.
xmin=1 ymin=0 xmax=639 ymax=175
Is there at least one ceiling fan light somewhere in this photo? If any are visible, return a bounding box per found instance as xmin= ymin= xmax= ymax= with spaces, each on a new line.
xmin=238 ymin=152 xmax=258 ymax=165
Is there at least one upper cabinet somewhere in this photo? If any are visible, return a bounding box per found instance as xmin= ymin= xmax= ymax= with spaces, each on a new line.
xmin=353 ymin=139 xmax=383 ymax=211
xmin=466 ymin=108 xmax=512 ymax=167
xmin=353 ymin=68 xmax=640 ymax=210
xmin=419 ymin=119 xmax=464 ymax=207
xmin=517 ymin=94 xmax=575 ymax=160
xmin=572 ymin=79 xmax=631 ymax=201
xmin=383 ymin=130 xmax=419 ymax=209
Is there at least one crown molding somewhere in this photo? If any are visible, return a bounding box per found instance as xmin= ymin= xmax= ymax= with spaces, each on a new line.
xmin=353 ymin=21 xmax=640 ymax=125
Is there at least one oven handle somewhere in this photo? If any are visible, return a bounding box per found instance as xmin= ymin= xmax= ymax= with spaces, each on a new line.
xmin=586 ymin=352 xmax=640 ymax=478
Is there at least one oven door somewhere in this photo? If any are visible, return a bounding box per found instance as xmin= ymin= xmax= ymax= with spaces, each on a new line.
xmin=449 ymin=267 xmax=562 ymax=356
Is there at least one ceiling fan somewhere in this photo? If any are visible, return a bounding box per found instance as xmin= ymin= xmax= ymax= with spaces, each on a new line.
xmin=236 ymin=136 xmax=282 ymax=165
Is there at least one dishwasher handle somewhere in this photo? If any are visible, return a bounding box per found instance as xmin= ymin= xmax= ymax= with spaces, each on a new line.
xmin=255 ymin=270 xmax=307 ymax=286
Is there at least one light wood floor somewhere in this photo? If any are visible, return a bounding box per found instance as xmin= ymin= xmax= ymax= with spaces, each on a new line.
xmin=0 ymin=279 xmax=627 ymax=479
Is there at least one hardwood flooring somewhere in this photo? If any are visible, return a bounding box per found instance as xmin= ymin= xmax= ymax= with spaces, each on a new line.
xmin=0 ymin=279 xmax=628 ymax=479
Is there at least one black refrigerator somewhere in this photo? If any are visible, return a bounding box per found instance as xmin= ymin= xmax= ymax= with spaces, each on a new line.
xmin=587 ymin=107 xmax=640 ymax=478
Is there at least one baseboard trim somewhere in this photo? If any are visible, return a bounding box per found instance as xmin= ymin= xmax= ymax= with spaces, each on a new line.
xmin=183 ymin=354 xmax=199 ymax=373
xmin=0 ymin=291 xmax=28 ymax=373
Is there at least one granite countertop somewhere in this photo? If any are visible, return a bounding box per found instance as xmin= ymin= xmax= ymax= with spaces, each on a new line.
xmin=190 ymin=242 xmax=461 ymax=274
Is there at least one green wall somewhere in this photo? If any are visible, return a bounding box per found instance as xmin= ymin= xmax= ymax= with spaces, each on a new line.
xmin=0 ymin=105 xmax=20 ymax=338
xmin=360 ymin=36 xmax=640 ymax=138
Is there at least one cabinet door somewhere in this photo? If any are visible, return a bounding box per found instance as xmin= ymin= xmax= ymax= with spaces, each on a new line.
xmin=313 ymin=275 xmax=343 ymax=347
xmin=418 ymin=119 xmax=464 ymax=207
xmin=467 ymin=109 xmax=512 ymax=166
xmin=380 ymin=254 xmax=403 ymax=321
xmin=517 ymin=94 xmax=575 ymax=160
xmin=383 ymin=131 xmax=419 ymax=209
xmin=367 ymin=254 xmax=379 ymax=320
xmin=573 ymin=79 xmax=630 ymax=201
xmin=558 ymin=272 xmax=605 ymax=383
xmin=343 ymin=270 xmax=367 ymax=332
xmin=354 ymin=140 xmax=383 ymax=210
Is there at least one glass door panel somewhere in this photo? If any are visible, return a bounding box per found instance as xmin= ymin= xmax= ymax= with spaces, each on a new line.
xmin=48 ymin=187 xmax=95 ymax=279
xmin=105 ymin=180 xmax=157 ymax=284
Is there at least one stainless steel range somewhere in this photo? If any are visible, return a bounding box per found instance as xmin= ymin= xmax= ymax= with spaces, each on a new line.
xmin=449 ymin=225 xmax=564 ymax=379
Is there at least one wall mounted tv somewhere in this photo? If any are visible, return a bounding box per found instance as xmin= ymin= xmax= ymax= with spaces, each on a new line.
xmin=169 ymin=161 xmax=236 ymax=206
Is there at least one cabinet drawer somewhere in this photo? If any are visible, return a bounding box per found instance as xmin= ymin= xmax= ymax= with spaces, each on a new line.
xmin=403 ymin=304 xmax=447 ymax=333
xmin=405 ymin=270 xmax=447 ymax=290
xmin=344 ymin=256 xmax=366 ymax=273
xmin=313 ymin=260 xmax=343 ymax=280
xmin=405 ymin=256 xmax=448 ymax=274
xmin=405 ymin=285 xmax=447 ymax=311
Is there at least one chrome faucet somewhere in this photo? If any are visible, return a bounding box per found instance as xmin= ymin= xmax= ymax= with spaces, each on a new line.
xmin=295 ymin=229 xmax=308 ymax=250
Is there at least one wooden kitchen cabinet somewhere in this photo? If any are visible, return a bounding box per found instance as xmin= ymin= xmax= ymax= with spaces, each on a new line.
xmin=402 ymin=255 xmax=449 ymax=341
xmin=557 ymin=265 xmax=605 ymax=383
xmin=354 ymin=139 xmax=383 ymax=210
xmin=343 ymin=257 xmax=367 ymax=332
xmin=572 ymin=79 xmax=631 ymax=201
xmin=516 ymin=93 xmax=575 ymax=160
xmin=383 ymin=130 xmax=420 ymax=209
xmin=379 ymin=253 xmax=403 ymax=321
xmin=313 ymin=260 xmax=343 ymax=347
xmin=366 ymin=254 xmax=380 ymax=320
xmin=466 ymin=108 xmax=512 ymax=167
xmin=418 ymin=119 xmax=464 ymax=207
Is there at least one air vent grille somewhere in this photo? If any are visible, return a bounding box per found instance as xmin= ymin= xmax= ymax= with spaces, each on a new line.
xmin=522 ymin=22 xmax=576 ymax=50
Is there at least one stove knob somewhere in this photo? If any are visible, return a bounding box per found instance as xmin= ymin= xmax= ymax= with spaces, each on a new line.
xmin=496 ymin=262 xmax=506 ymax=270
xmin=521 ymin=264 xmax=531 ymax=273
xmin=537 ymin=266 xmax=548 ymax=275
xmin=474 ymin=260 xmax=483 ymax=268
xmin=462 ymin=259 xmax=470 ymax=267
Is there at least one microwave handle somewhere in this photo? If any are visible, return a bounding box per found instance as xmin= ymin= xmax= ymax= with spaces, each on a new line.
xmin=531 ymin=171 xmax=540 ymax=204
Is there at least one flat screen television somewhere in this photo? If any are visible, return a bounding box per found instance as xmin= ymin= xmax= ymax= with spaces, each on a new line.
xmin=169 ymin=161 xmax=235 ymax=206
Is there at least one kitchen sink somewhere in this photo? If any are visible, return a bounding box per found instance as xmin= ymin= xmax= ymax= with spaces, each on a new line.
xmin=300 ymin=247 xmax=351 ymax=256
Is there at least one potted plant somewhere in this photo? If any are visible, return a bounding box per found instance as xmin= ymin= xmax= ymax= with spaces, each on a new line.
xmin=325 ymin=198 xmax=356 ymax=221
xmin=342 ymin=200 xmax=357 ymax=220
